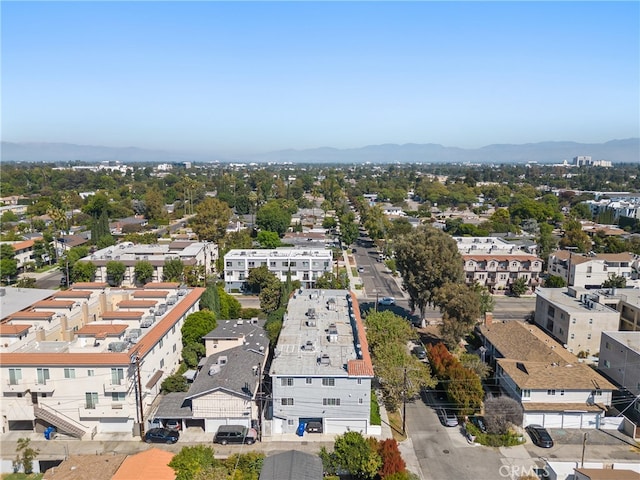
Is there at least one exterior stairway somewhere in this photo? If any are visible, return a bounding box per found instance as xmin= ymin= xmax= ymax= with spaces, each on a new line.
xmin=34 ymin=405 xmax=87 ymax=439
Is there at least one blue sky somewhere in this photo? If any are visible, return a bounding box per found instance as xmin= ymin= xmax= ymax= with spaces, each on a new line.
xmin=2 ymin=1 xmax=639 ymax=155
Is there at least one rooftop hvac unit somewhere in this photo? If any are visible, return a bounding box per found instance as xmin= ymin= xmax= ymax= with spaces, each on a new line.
xmin=319 ymin=354 xmax=330 ymax=365
xmin=167 ymin=295 xmax=178 ymax=305
xmin=108 ymin=342 xmax=128 ymax=352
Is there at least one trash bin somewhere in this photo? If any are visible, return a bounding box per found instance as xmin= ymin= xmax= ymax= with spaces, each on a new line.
xmin=296 ymin=422 xmax=306 ymax=437
xmin=44 ymin=426 xmax=56 ymax=440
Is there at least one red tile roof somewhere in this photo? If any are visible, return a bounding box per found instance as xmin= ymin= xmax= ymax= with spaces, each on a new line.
xmin=101 ymin=311 xmax=144 ymax=320
xmin=0 ymin=324 xmax=31 ymax=336
xmin=463 ymin=254 xmax=542 ymax=262
xmin=132 ymin=290 xmax=169 ymax=298
xmin=32 ymin=300 xmax=76 ymax=309
xmin=76 ymin=324 xmax=128 ymax=337
xmin=71 ymin=282 xmax=110 ymax=289
xmin=117 ymin=300 xmax=158 ymax=308
xmin=144 ymin=282 xmax=180 ymax=289
xmin=347 ymin=293 xmax=374 ymax=377
xmin=8 ymin=311 xmax=55 ymax=320
xmin=52 ymin=291 xmax=94 ymax=299
xmin=112 ymin=448 xmax=175 ymax=480
xmin=11 ymin=239 xmax=38 ymax=251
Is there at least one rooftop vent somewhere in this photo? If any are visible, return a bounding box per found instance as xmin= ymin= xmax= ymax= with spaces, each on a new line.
xmin=209 ymin=364 xmax=221 ymax=375
xmin=319 ymin=354 xmax=330 ymax=365
xmin=108 ymin=342 xmax=128 ymax=352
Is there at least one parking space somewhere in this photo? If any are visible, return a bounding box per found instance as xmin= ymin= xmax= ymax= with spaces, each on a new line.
xmin=546 ymin=428 xmax=632 ymax=446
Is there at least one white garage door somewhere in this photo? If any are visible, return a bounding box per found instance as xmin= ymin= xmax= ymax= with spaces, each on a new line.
xmin=562 ymin=413 xmax=582 ymax=428
xmin=524 ymin=413 xmax=544 ymax=426
xmin=325 ymin=419 xmax=367 ymax=435
xmin=542 ymin=413 xmax=563 ymax=428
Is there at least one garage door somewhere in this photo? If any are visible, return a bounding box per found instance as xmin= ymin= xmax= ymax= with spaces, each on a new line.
xmin=325 ymin=419 xmax=367 ymax=435
xmin=524 ymin=413 xmax=544 ymax=426
xmin=562 ymin=413 xmax=582 ymax=428
xmin=542 ymin=413 xmax=563 ymax=428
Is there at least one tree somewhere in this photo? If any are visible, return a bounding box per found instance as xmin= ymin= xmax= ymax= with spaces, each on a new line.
xmin=434 ymin=282 xmax=481 ymax=348
xmin=256 ymin=230 xmax=281 ymax=248
xmin=182 ymin=342 xmax=206 ymax=368
xmin=181 ymin=311 xmax=217 ymax=346
xmin=321 ymin=431 xmax=382 ymax=480
xmin=163 ymin=258 xmax=185 ymax=282
xmin=0 ymin=243 xmax=18 ymax=284
xmin=445 ymin=364 xmax=484 ymax=415
xmin=134 ymin=260 xmax=154 ymax=286
xmin=602 ymin=273 xmax=626 ymax=288
xmin=144 ymin=187 xmax=167 ymax=222
xmin=106 ymin=260 xmax=126 ymax=286
xmin=15 ymin=277 xmax=37 ymax=288
xmin=191 ymin=198 xmax=232 ymax=243
xmin=394 ymin=226 xmax=464 ymax=318
xmin=218 ymin=286 xmax=241 ymax=319
xmin=246 ymin=265 xmax=278 ymax=293
xmin=169 ymin=445 xmax=217 ymax=480
xmin=510 ymin=277 xmax=528 ymax=297
xmin=259 ymin=282 xmax=281 ymax=313
xmin=256 ymin=200 xmax=292 ymax=236
xmin=339 ymin=211 xmax=359 ymax=246
xmin=544 ymin=275 xmax=566 ymax=288
xmin=459 ymin=352 xmax=491 ymax=380
xmin=199 ymin=282 xmax=221 ymax=317
xmin=364 ymin=310 xmax=414 ymax=351
xmin=377 ymin=438 xmax=407 ymax=478
xmin=483 ymin=396 xmax=524 ymax=435
xmin=161 ymin=373 xmax=188 ymax=394
xmin=71 ymin=261 xmax=96 ymax=283
xmin=13 ymin=437 xmax=39 ymax=474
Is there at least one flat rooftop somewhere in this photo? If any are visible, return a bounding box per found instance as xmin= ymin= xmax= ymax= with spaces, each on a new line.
xmin=0 ymin=286 xmax=57 ymax=320
xmin=602 ymin=331 xmax=640 ymax=353
xmin=270 ymin=289 xmax=371 ymax=378
xmin=226 ymin=248 xmax=331 ymax=259
xmin=536 ymin=288 xmax=619 ymax=315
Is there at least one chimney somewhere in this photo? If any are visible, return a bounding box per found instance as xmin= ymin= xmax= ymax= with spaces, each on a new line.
xmin=485 ymin=312 xmax=493 ymax=326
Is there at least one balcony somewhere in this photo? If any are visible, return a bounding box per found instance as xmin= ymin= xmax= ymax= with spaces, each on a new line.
xmin=103 ymin=381 xmax=129 ymax=394
xmin=29 ymin=381 xmax=55 ymax=394
xmin=5 ymin=380 xmax=29 ymax=394
xmin=79 ymin=403 xmax=132 ymax=419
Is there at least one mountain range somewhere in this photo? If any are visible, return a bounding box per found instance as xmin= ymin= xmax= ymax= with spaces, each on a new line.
xmin=2 ymin=138 xmax=638 ymax=164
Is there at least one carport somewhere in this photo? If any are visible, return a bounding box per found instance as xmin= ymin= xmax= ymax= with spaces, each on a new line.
xmin=523 ymin=403 xmax=604 ymax=429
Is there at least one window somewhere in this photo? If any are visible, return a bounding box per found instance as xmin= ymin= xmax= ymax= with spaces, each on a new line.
xmin=322 ymin=378 xmax=335 ymax=387
xmin=281 ymin=378 xmax=294 ymax=387
xmin=281 ymin=398 xmax=294 ymax=406
xmin=594 ymin=389 xmax=602 ymax=396
xmin=587 ymin=333 xmax=592 ymax=340
xmin=270 ymin=261 xmax=276 ymax=267
xmin=173 ymin=344 xmax=177 ymax=353
xmin=306 ymin=378 xmax=312 ymax=384
xmin=547 ymin=306 xmax=555 ymax=317
xmin=603 ymin=360 xmax=611 ymax=368
xmin=111 ymin=368 xmax=124 ymax=385
xmin=290 ymin=261 xmax=296 ymax=267
xmin=323 ymin=398 xmax=341 ymax=406
xmin=358 ymin=398 xmax=364 ymax=405
xmin=85 ymin=392 xmax=98 ymax=409
xmin=357 ymin=379 xmax=362 ymax=385
xmin=560 ymin=389 xmax=565 ymax=396
xmin=589 ymin=318 xmax=593 ymax=324
xmin=87 ymin=369 xmax=95 ymax=377
xmin=287 ymin=419 xmax=295 ymax=426
xmin=160 ymin=359 xmax=165 ymax=368
xmin=226 ymin=261 xmax=232 ymax=267
xmin=8 ymin=368 xmax=22 ymax=385
xmin=111 ymin=392 xmax=126 ymax=402
xmin=521 ymin=389 xmax=531 ymax=399
xmin=64 ymin=368 xmax=75 ymax=379
xmin=570 ymin=333 xmax=575 ymax=339
xmin=172 ymin=326 xmax=176 ymax=334
xmin=572 ymin=318 xmax=576 ymax=324
xmin=605 ymin=342 xmax=610 ymax=350
xmin=159 ymin=338 xmax=164 ymax=348
xmin=36 ymin=368 xmax=50 ymax=385
xmin=547 ymin=389 xmax=556 ymax=396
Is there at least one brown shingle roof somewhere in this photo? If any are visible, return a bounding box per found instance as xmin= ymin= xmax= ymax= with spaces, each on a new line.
xmin=42 ymin=454 xmax=127 ymax=480
xmin=497 ymin=359 xmax=616 ymax=390
xmin=521 ymin=402 xmax=605 ymax=413
xmin=573 ymin=468 xmax=640 ymax=480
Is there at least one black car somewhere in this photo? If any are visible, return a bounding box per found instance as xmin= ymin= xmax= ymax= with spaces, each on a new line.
xmin=144 ymin=427 xmax=179 ymax=444
xmin=305 ymin=421 xmax=323 ymax=433
xmin=525 ymin=424 xmax=554 ymax=448
xmin=469 ymin=415 xmax=487 ymax=433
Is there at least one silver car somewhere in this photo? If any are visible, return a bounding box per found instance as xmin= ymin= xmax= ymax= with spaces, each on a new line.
xmin=439 ymin=408 xmax=458 ymax=427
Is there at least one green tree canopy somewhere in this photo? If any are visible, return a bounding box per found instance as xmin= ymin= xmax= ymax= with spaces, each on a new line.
xmin=394 ymin=226 xmax=464 ymax=317
xmin=256 ymin=230 xmax=281 ymax=248
xmin=434 ymin=282 xmax=482 ymax=348
xmin=134 ymin=260 xmax=154 ymax=286
xmin=71 ymin=261 xmax=97 ymax=283
xmin=163 ymin=258 xmax=185 ymax=282
xmin=191 ymin=198 xmax=232 ymax=243
xmin=510 ymin=277 xmax=528 ymax=297
xmin=168 ymin=445 xmax=217 ymax=480
xmin=256 ymin=200 xmax=292 ymax=236
xmin=181 ymin=310 xmax=217 ymax=346
xmin=544 ymin=275 xmax=566 ymax=288
xmin=106 ymin=260 xmax=126 ymax=286
xmin=320 ymin=431 xmax=382 ymax=480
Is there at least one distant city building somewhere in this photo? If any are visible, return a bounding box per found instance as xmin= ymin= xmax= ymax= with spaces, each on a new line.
xmin=573 ymin=156 xmax=612 ymax=167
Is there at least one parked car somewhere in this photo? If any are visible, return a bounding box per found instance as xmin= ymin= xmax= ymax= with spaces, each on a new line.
xmin=144 ymin=428 xmax=179 ymax=444
xmin=305 ymin=421 xmax=323 ymax=433
xmin=525 ymin=424 xmax=554 ymax=448
xmin=165 ymin=419 xmax=181 ymax=431
xmin=438 ymin=408 xmax=458 ymax=427
xmin=469 ymin=415 xmax=487 ymax=433
xmin=378 ymin=297 xmax=395 ymax=306
xmin=214 ymin=425 xmax=257 ymax=445
xmin=358 ymin=267 xmax=365 ymax=273
xmin=412 ymin=345 xmax=427 ymax=360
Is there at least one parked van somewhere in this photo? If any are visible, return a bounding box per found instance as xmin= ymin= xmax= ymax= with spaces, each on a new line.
xmin=213 ymin=425 xmax=257 ymax=445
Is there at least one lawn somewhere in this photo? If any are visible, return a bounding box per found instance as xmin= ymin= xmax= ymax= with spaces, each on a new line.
xmin=2 ymin=474 xmax=44 ymax=480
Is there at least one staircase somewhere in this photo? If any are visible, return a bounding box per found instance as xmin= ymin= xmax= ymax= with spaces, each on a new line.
xmin=34 ymin=405 xmax=87 ymax=439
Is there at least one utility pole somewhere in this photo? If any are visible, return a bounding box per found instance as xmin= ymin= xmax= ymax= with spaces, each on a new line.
xmin=402 ymin=367 xmax=407 ymax=437
xmin=581 ymin=432 xmax=588 ymax=467
xmin=256 ymin=362 xmax=263 ymax=442
xmin=131 ymin=354 xmax=145 ymax=438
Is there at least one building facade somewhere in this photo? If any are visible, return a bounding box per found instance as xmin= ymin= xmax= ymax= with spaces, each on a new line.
xmin=269 ymin=289 xmax=375 ymax=435
xmin=0 ymin=283 xmax=205 ymax=437
xmin=533 ymin=287 xmax=620 ymax=355
xmin=547 ymin=250 xmax=636 ymax=288
xmin=224 ymin=248 xmax=333 ymax=292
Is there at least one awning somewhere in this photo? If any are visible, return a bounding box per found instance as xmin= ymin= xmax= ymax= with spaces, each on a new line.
xmin=146 ymin=370 xmax=164 ymax=389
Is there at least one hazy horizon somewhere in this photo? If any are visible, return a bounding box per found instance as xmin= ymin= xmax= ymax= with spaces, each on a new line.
xmin=2 ymin=1 xmax=639 ymax=156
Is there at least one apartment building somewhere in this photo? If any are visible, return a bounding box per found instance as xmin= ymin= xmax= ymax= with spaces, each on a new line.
xmin=0 ymin=238 xmax=43 ymax=273
xmin=478 ymin=320 xmax=616 ymax=429
xmin=84 ymin=241 xmax=218 ymax=287
xmin=269 ymin=289 xmax=375 ymax=435
xmin=454 ymin=237 xmax=543 ymax=293
xmin=547 ymin=250 xmax=636 ymax=288
xmin=224 ymin=248 xmax=333 ymax=292
xmin=0 ymin=283 xmax=205 ymax=437
xmin=534 ymin=287 xmax=620 ymax=355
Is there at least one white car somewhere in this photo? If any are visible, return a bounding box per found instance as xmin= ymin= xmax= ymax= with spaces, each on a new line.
xmin=378 ymin=297 xmax=395 ymax=306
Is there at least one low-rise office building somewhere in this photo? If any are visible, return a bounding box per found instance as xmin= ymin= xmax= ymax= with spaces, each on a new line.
xmin=269 ymin=289 xmax=375 ymax=435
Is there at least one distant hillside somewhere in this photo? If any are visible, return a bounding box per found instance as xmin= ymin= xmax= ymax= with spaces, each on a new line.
xmin=2 ymin=138 xmax=638 ymax=164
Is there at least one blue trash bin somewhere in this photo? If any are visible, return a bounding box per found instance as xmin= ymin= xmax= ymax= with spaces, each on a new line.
xmin=44 ymin=426 xmax=56 ymax=440
xmin=296 ymin=422 xmax=306 ymax=437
